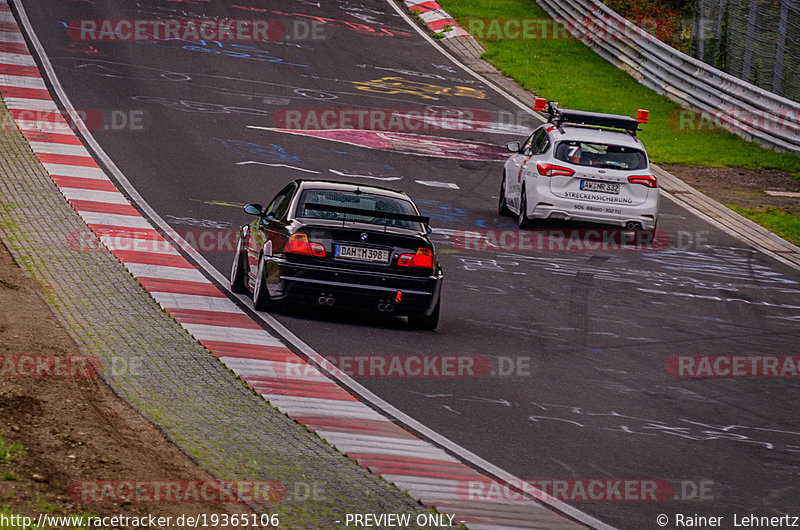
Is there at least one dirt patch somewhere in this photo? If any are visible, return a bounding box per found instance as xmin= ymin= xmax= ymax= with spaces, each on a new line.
xmin=663 ymin=164 xmax=800 ymax=215
xmin=0 ymin=240 xmax=248 ymax=525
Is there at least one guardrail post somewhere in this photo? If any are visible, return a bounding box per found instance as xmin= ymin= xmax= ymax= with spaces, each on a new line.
xmin=712 ymin=0 xmax=727 ymax=68
xmin=772 ymin=0 xmax=789 ymax=94
xmin=740 ymin=0 xmax=758 ymax=81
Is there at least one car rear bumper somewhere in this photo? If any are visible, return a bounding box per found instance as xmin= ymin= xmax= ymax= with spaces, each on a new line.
xmin=265 ymin=258 xmax=442 ymax=316
xmin=529 ymin=190 xmax=659 ymax=229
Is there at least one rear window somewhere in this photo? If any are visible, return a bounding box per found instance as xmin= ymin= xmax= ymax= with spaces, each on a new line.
xmin=296 ymin=189 xmax=421 ymax=230
xmin=555 ymin=141 xmax=647 ymax=170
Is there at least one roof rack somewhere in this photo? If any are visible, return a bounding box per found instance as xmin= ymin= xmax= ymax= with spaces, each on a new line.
xmin=533 ymin=98 xmax=648 ymax=137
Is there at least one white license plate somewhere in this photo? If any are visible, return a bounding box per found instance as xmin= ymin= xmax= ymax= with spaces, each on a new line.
xmin=581 ymin=180 xmax=620 ymax=194
xmin=335 ymin=245 xmax=390 ymax=263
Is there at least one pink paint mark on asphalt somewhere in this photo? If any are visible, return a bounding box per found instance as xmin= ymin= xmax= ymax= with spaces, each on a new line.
xmin=265 ymin=128 xmax=507 ymax=162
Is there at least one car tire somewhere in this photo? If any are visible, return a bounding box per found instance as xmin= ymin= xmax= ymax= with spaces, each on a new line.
xmin=643 ymin=223 xmax=658 ymax=246
xmin=252 ymin=252 xmax=277 ymax=311
xmin=518 ymin=188 xmax=535 ymax=229
xmin=230 ymin=233 xmax=248 ymax=294
xmin=638 ymin=219 xmax=657 ymax=240
xmin=499 ymin=173 xmax=512 ymax=216
xmin=408 ymin=297 xmax=440 ymax=330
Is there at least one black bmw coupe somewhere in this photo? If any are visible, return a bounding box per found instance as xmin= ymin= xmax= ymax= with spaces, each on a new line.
xmin=230 ymin=180 xmax=443 ymax=329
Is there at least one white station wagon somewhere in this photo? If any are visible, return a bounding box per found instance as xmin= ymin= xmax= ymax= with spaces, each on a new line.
xmin=500 ymin=100 xmax=659 ymax=231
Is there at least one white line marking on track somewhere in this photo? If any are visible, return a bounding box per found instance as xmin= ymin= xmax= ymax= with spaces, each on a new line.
xmin=415 ymin=180 xmax=460 ymax=189
xmin=235 ymin=160 xmax=320 ymax=174
xmin=329 ymin=169 xmax=402 ymax=181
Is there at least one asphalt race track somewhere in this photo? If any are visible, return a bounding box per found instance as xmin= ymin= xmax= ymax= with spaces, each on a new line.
xmin=16 ymin=0 xmax=800 ymax=527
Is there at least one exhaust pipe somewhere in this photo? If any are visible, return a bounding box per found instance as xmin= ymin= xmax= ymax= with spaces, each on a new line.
xmin=317 ymin=295 xmax=335 ymax=306
xmin=377 ymin=301 xmax=395 ymax=313
xmin=625 ymin=221 xmax=642 ymax=230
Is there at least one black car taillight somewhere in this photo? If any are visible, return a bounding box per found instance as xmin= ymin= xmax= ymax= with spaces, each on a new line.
xmin=285 ymin=234 xmax=325 ymax=256
xmin=398 ymin=247 xmax=434 ymax=269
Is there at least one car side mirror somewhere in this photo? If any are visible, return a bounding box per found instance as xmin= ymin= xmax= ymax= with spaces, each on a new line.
xmin=506 ymin=141 xmax=521 ymax=153
xmin=244 ymin=203 xmax=263 ymax=216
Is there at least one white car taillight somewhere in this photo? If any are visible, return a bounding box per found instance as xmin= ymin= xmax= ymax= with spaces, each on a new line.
xmin=536 ymin=162 xmax=575 ymax=177
xmin=627 ymin=174 xmax=658 ymax=188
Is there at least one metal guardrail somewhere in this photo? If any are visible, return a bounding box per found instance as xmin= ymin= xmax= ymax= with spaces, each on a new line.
xmin=536 ymin=0 xmax=800 ymax=152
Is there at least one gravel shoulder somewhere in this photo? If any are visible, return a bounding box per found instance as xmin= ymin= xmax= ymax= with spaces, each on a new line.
xmin=0 ymin=239 xmax=247 ymax=524
xmin=662 ymin=164 xmax=800 ymax=216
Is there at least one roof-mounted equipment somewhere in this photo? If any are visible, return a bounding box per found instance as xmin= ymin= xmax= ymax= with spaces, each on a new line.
xmin=533 ymin=99 xmax=648 ymax=136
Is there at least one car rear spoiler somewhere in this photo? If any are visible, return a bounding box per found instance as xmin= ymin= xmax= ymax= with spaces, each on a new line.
xmin=535 ymin=99 xmax=644 ymax=136
xmin=303 ymin=202 xmax=430 ymax=224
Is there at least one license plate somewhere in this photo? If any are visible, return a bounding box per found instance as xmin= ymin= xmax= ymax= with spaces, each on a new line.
xmin=335 ymin=245 xmax=390 ymax=263
xmin=581 ymin=180 xmax=620 ymax=194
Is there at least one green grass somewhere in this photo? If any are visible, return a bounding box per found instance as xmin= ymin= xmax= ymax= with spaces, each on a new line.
xmin=438 ymin=0 xmax=800 ymax=176
xmin=0 ymin=437 xmax=25 ymax=464
xmin=32 ymin=499 xmax=59 ymax=514
xmin=728 ymin=206 xmax=800 ymax=246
